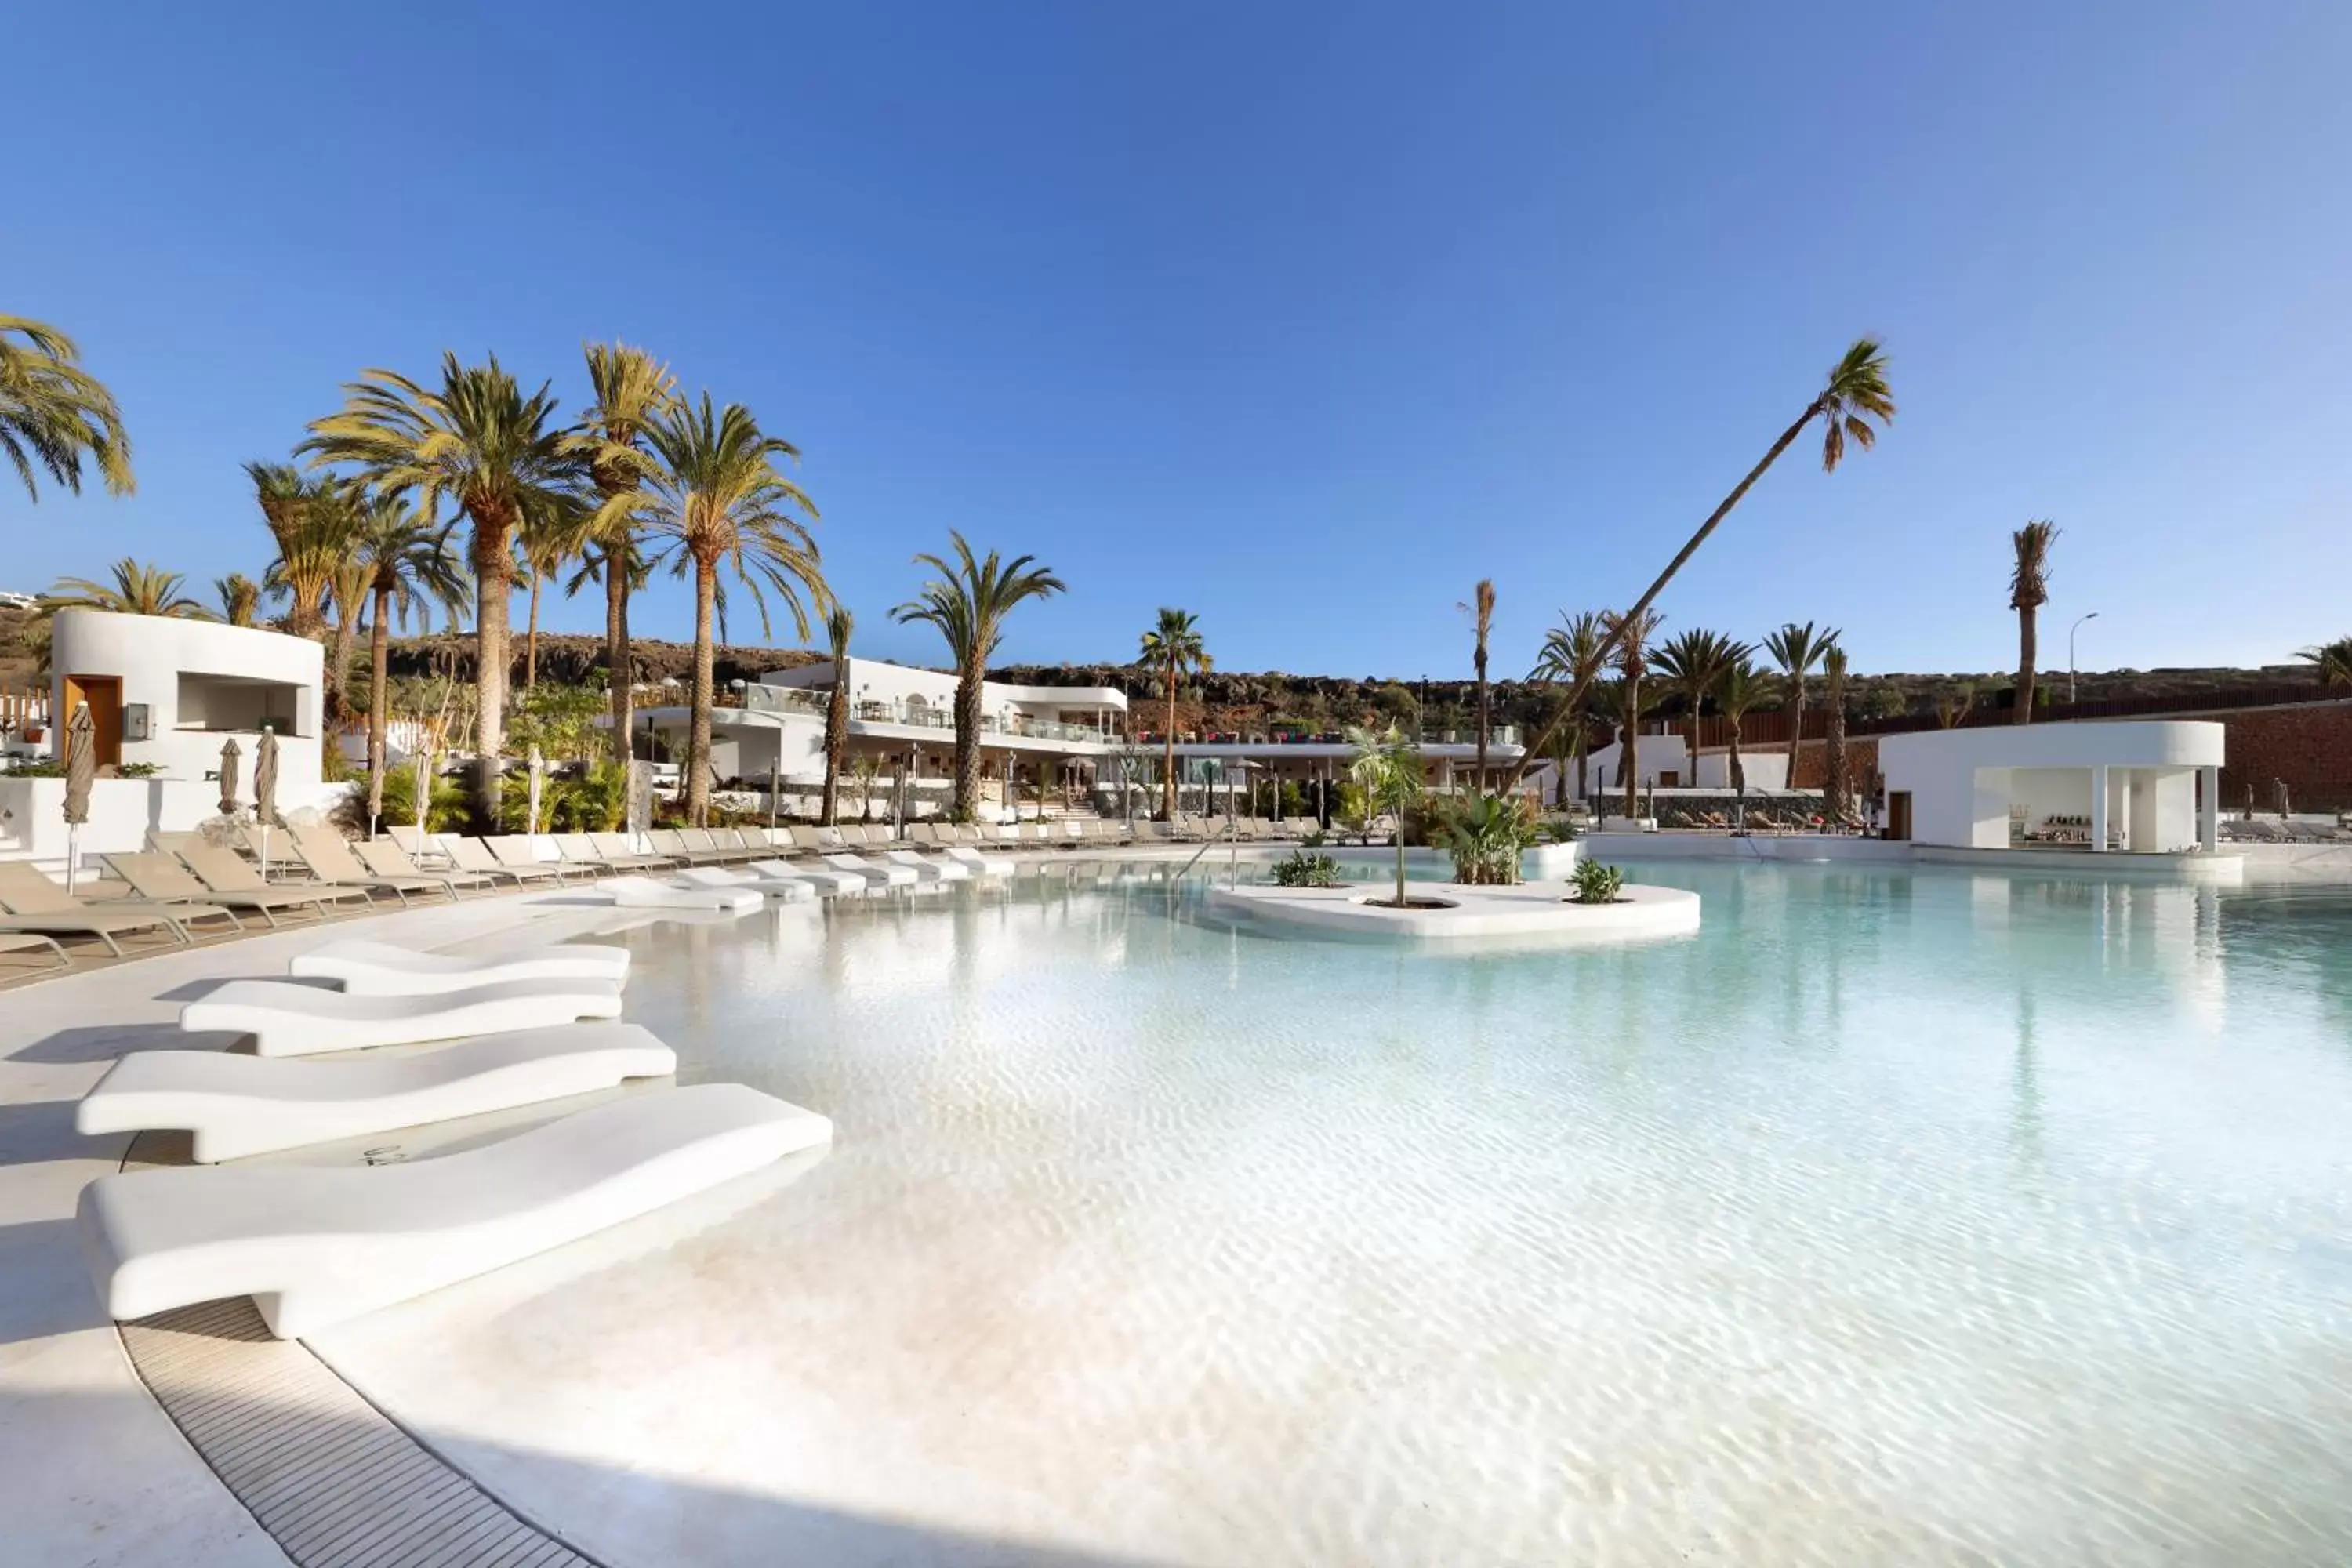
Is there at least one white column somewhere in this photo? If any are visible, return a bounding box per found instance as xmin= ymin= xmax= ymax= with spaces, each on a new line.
xmin=2199 ymin=764 xmax=2220 ymax=851
xmin=2090 ymin=764 xmax=2109 ymax=852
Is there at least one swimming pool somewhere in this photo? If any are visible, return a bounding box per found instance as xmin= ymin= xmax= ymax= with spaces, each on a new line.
xmin=310 ymin=860 xmax=2352 ymax=1566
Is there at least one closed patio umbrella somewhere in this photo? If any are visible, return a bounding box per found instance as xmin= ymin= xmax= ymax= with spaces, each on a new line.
xmin=253 ymin=728 xmax=281 ymax=879
xmin=62 ymin=702 xmax=94 ymax=893
xmin=217 ymin=738 xmax=241 ymax=818
xmin=527 ymin=745 xmax=545 ymax=835
xmin=412 ymin=749 xmax=434 ymax=855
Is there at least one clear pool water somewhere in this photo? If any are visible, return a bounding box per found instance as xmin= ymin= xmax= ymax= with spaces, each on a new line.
xmin=346 ymin=861 xmax=2352 ymax=1565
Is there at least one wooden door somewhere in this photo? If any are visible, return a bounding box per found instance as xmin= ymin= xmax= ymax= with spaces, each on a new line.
xmin=1887 ymin=789 xmax=1913 ymax=842
xmin=61 ymin=676 xmax=123 ymax=769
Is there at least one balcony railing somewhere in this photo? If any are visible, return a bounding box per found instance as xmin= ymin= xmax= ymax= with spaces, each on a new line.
xmin=740 ymin=684 xmax=1112 ymax=744
xmin=1131 ymin=725 xmax=1524 ymax=749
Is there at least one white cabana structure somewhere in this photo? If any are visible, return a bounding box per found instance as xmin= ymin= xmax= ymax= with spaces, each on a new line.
xmin=1878 ymin=720 xmax=2225 ymax=856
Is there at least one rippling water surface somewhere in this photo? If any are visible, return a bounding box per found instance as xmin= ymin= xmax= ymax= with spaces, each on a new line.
xmin=336 ymin=861 xmax=2352 ymax=1566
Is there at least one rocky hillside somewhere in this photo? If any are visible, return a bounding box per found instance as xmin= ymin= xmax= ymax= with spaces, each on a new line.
xmin=0 ymin=607 xmax=2324 ymax=734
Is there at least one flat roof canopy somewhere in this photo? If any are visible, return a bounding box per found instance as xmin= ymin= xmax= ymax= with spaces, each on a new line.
xmin=1879 ymin=720 xmax=2224 ymax=772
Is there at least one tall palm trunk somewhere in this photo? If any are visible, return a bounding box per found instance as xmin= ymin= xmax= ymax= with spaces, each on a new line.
xmin=1729 ymin=719 xmax=1746 ymax=797
xmin=1686 ymin=706 xmax=1703 ymax=790
xmin=686 ymin=557 xmax=717 ymax=825
xmin=604 ymin=556 xmax=633 ymax=765
xmin=1785 ymin=680 xmax=1806 ymax=787
xmin=470 ymin=519 xmax=512 ymax=819
xmin=1162 ymin=666 xmax=1178 ymax=820
xmin=368 ymin=583 xmax=391 ymax=830
xmin=524 ymin=573 xmax=543 ymax=691
xmin=1621 ymin=677 xmax=1641 ymax=818
xmin=953 ymin=675 xmax=982 ymax=818
xmin=2015 ymin=606 xmax=2038 ymax=724
xmin=329 ymin=610 xmax=359 ymax=726
xmin=1824 ymin=689 xmax=1848 ymax=818
xmin=822 ymin=684 xmax=848 ymax=825
xmin=1575 ymin=739 xmax=1588 ymax=804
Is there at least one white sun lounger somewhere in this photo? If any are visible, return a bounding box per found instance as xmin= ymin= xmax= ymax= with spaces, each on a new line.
xmin=288 ymin=938 xmax=632 ymax=996
xmin=78 ymin=1082 xmax=833 ymax=1338
xmin=597 ymin=876 xmax=763 ymax=913
xmin=821 ymin=853 xmax=917 ymax=888
xmin=882 ymin=850 xmax=971 ymax=883
xmin=76 ymin=1023 xmax=677 ymax=1163
xmin=940 ymin=845 xmax=1014 ymax=877
xmin=672 ymin=866 xmax=815 ymax=903
xmin=181 ymin=977 xmax=625 ymax=1058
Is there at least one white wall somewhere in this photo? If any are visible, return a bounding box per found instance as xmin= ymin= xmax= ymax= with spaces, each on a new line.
xmin=1693 ymin=748 xmax=1791 ymax=790
xmin=766 ymin=657 xmax=1127 ymax=729
xmin=0 ymin=776 xmax=351 ymax=872
xmin=1581 ymin=729 xmax=1690 ymax=792
xmin=49 ymin=611 xmax=325 ymax=795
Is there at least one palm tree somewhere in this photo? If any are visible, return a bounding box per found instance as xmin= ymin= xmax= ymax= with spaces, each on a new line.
xmin=2009 ymin=520 xmax=2058 ymax=724
xmin=894 ymin=533 xmax=1065 ymax=821
xmin=328 ymin=557 xmax=372 ymax=721
xmin=516 ymin=509 xmax=581 ymax=691
xmin=1506 ymin=338 xmax=1894 ymax=789
xmin=1460 ymin=579 xmax=1496 ymax=785
xmin=1762 ymin=620 xmax=1838 ymax=786
xmin=1345 ymin=723 xmax=1425 ymax=908
xmin=42 ymin=558 xmax=203 ymax=617
xmin=212 ymin=573 xmax=262 ymax=627
xmin=248 ymin=463 xmax=349 ymax=639
xmin=347 ymin=496 xmax=467 ymax=831
xmin=1654 ymin=628 xmax=1746 ymax=790
xmin=2298 ymin=637 xmax=2352 ymax=689
xmin=633 ymin=394 xmax=825 ymax=825
xmin=1138 ymin=608 xmax=1210 ymax=820
xmin=1602 ymin=607 xmax=1662 ymax=818
xmin=1 ymin=314 xmax=132 ymax=501
xmin=1531 ymin=609 xmax=1609 ymax=804
xmin=1936 ymin=681 xmax=1978 ymax=729
xmin=299 ymin=353 xmax=582 ymax=787
xmin=820 ymin=605 xmax=853 ymax=825
xmin=1714 ymin=658 xmax=1766 ymax=800
xmin=1821 ymin=644 xmax=1851 ymax=819
xmin=566 ymin=343 xmax=679 ymax=766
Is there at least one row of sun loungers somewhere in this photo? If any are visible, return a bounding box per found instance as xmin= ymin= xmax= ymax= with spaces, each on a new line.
xmin=74 ymin=931 xmax=833 ymax=1338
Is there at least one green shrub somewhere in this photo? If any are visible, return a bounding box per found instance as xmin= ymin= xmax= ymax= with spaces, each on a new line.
xmin=116 ymin=761 xmax=164 ymax=779
xmin=370 ymin=765 xmax=469 ymax=834
xmin=1570 ymin=858 xmax=1625 ymax=905
xmin=1438 ymin=793 xmax=1538 ymax=885
xmin=1271 ymin=849 xmax=1342 ymax=887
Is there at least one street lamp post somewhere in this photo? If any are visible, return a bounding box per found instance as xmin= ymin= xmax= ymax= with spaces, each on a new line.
xmin=2069 ymin=612 xmax=2100 ymax=705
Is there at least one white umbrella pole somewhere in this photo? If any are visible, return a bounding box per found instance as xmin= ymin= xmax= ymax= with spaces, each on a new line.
xmin=66 ymin=823 xmax=78 ymax=895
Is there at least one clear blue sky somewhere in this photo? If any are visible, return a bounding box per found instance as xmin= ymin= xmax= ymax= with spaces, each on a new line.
xmin=8 ymin=3 xmax=2348 ymax=682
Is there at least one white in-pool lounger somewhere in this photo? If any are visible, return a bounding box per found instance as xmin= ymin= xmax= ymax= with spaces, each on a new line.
xmin=942 ymin=845 xmax=1015 ymax=877
xmin=882 ymin=850 xmax=972 ymax=883
xmin=288 ymin=938 xmax=632 ymax=996
xmin=597 ymin=875 xmax=763 ymax=913
xmin=671 ymin=866 xmax=816 ymax=902
xmin=76 ymin=1023 xmax=677 ymax=1163
xmin=181 ymin=977 xmax=625 ymax=1058
xmin=78 ymin=1082 xmax=833 ymax=1338
xmin=821 ymin=853 xmax=918 ymax=888
xmin=744 ymin=860 xmax=867 ymax=897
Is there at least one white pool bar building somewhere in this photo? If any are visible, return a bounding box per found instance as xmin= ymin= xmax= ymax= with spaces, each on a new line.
xmin=1878 ymin=719 xmax=2226 ymax=858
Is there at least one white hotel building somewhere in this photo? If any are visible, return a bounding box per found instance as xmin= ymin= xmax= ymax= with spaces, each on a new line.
xmin=633 ymin=656 xmax=1526 ymax=817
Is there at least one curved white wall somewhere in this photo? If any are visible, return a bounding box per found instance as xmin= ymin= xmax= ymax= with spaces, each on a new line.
xmin=49 ymin=610 xmax=325 ymax=796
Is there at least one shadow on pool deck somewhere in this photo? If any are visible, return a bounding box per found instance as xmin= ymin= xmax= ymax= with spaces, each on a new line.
xmin=16 ymin=1380 xmax=1188 ymax=1568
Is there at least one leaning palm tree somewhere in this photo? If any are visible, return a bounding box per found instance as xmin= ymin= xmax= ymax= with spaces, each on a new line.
xmin=1714 ymin=658 xmax=1766 ymax=799
xmin=2297 ymin=637 xmax=2352 ymax=690
xmin=1459 ymin=579 xmax=1496 ymax=784
xmin=299 ymin=352 xmax=581 ymax=785
xmin=1 ymin=314 xmax=133 ymax=501
xmin=566 ymin=343 xmax=679 ymax=764
xmin=1531 ymin=609 xmax=1609 ymax=803
xmin=893 ymin=532 xmax=1065 ymax=820
xmin=1820 ymin=644 xmax=1851 ymax=819
xmin=634 ymin=394 xmax=826 ymax=825
xmin=1506 ymin=338 xmax=1893 ymax=790
xmin=1654 ymin=628 xmax=1746 ymax=792
xmin=42 ymin=558 xmax=203 ymax=617
xmin=1138 ymin=608 xmax=1210 ymax=821
xmin=820 ymin=605 xmax=853 ymax=825
xmin=348 ymin=496 xmax=468 ymax=831
xmin=1602 ymin=607 xmax=1662 ymax=818
xmin=2009 ymin=520 xmax=2058 ymax=724
xmin=1762 ymin=620 xmax=1838 ymax=785
xmin=212 ymin=573 xmax=262 ymax=628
